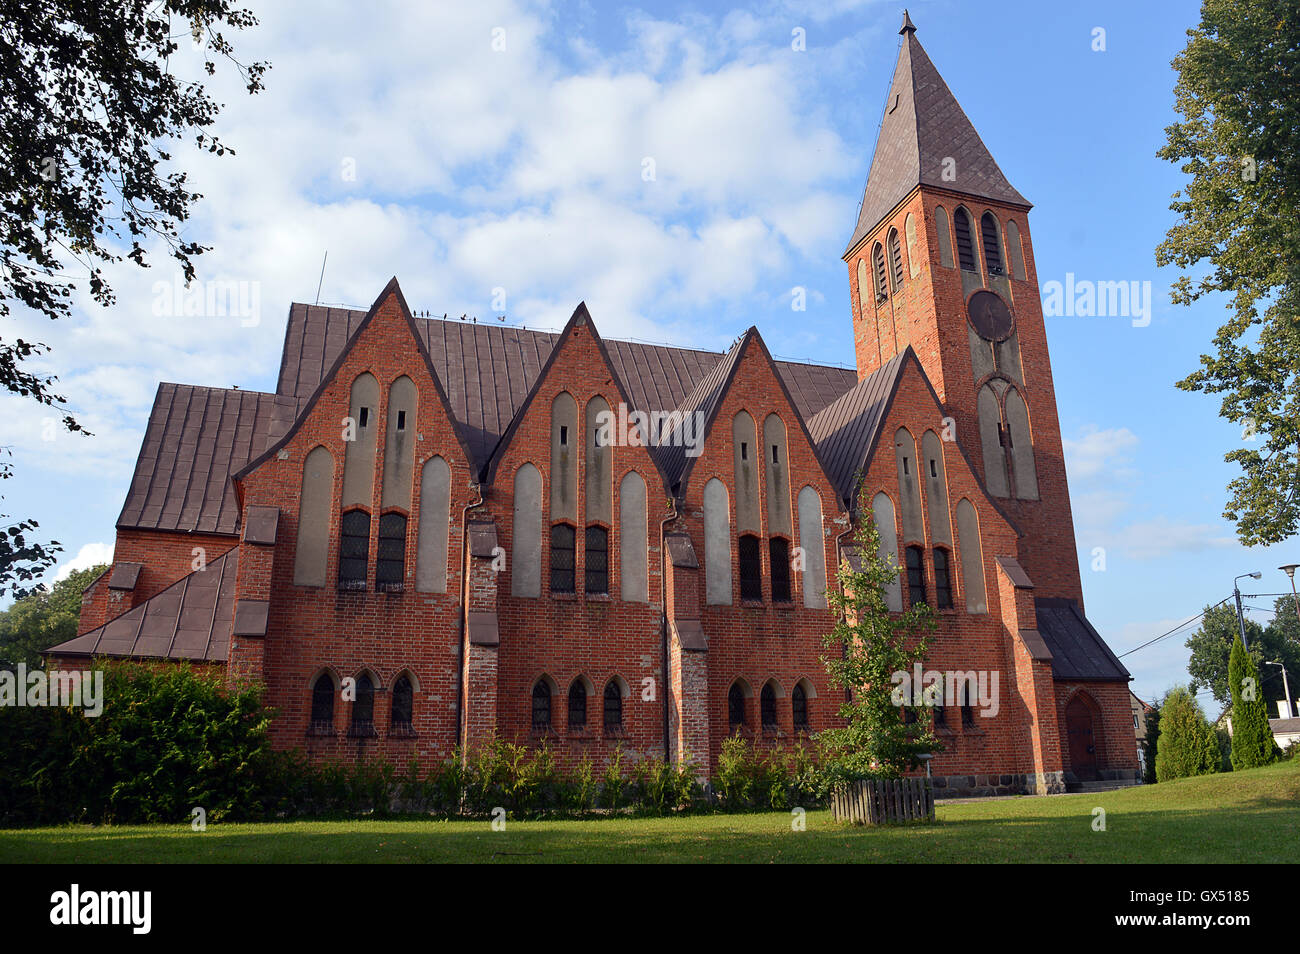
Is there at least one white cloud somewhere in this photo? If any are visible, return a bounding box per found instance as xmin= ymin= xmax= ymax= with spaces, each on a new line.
xmin=53 ymin=542 xmax=114 ymax=583
xmin=1064 ymin=425 xmax=1138 ymax=481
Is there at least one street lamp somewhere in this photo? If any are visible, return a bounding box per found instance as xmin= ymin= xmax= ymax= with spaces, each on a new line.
xmin=1266 ymin=661 xmax=1293 ymax=720
xmin=1234 ymin=571 xmax=1262 ymax=651
xmin=1280 ymin=564 xmax=1300 ymax=627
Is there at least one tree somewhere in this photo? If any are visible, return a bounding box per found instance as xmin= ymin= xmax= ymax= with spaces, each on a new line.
xmin=1186 ymin=601 xmax=1298 ymax=710
xmin=1154 ymin=685 xmax=1220 ymax=782
xmin=0 ymin=1 xmax=267 ymax=596
xmin=819 ymin=494 xmax=939 ymax=781
xmin=1228 ymin=634 xmax=1278 ymax=769
xmin=1141 ymin=699 xmax=1160 ymax=784
xmin=1157 ymin=0 xmax=1300 ymax=545
xmin=0 ymin=563 xmax=107 ymax=671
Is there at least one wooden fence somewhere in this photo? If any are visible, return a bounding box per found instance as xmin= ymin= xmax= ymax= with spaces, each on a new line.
xmin=831 ymin=777 xmax=935 ymax=825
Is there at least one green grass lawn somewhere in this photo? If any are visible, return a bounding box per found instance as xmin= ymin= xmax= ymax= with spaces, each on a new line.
xmin=3 ymin=760 xmax=1297 ymax=863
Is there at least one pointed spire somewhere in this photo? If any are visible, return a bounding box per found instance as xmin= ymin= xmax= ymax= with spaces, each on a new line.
xmin=845 ymin=23 xmax=1029 ymax=255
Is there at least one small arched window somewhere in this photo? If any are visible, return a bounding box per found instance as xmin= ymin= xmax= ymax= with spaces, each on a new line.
xmin=728 ymin=683 xmax=746 ymax=730
xmin=953 ymin=208 xmax=976 ymax=271
xmin=960 ymin=680 xmax=976 ymax=727
xmin=871 ymin=243 xmax=888 ymax=301
xmin=350 ymin=673 xmax=376 ymax=736
xmin=980 ymin=212 xmax=1003 ymax=275
xmin=933 ymin=548 xmax=953 ymax=609
xmin=310 ymin=673 xmax=334 ymax=733
xmin=905 ymin=545 xmax=927 ymax=607
xmin=550 ymin=524 xmax=575 ymax=593
xmin=338 ymin=509 xmax=370 ymax=589
xmin=568 ymin=679 xmax=587 ymax=729
xmin=391 ymin=674 xmax=413 ymax=735
xmin=888 ymin=228 xmax=905 ymax=290
xmin=738 ymin=534 xmax=763 ymax=600
xmin=603 ymin=680 xmax=623 ymax=731
xmin=760 ymin=683 xmax=777 ymax=730
xmin=585 ymin=525 xmax=608 ymax=594
xmin=792 ymin=683 xmax=809 ymax=731
xmin=532 ymin=680 xmax=551 ymax=730
xmin=769 ymin=537 xmax=791 ymax=602
xmin=376 ymin=512 xmax=407 ymax=591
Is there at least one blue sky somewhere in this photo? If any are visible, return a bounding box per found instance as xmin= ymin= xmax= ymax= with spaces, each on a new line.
xmin=4 ymin=0 xmax=1295 ymax=708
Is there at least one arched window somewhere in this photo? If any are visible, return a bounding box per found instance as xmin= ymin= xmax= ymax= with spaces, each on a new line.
xmin=550 ymin=524 xmax=575 ymax=593
xmin=603 ymin=680 xmax=623 ymax=731
xmin=512 ymin=463 xmax=542 ymax=597
xmin=532 ymin=680 xmax=551 ymax=730
xmin=888 ymin=228 xmax=905 ymax=290
xmin=872 ymin=243 xmax=888 ymax=301
xmin=310 ymin=672 xmax=334 ymax=733
xmin=960 ymin=679 xmax=976 ymax=727
xmin=350 ymin=673 xmax=376 ymax=736
xmin=769 ymin=537 xmax=791 ymax=602
xmin=934 ymin=205 xmax=954 ymax=269
xmin=934 ymin=699 xmax=948 ymax=728
xmin=905 ymin=545 xmax=927 ymax=607
xmin=760 ymin=683 xmax=777 ymax=730
xmin=391 ymin=674 xmax=413 ymax=735
xmin=953 ymin=208 xmax=976 ymax=271
xmin=980 ymin=212 xmax=1003 ymax=275
xmin=792 ymin=683 xmax=809 ymax=731
xmin=568 ymin=679 xmax=587 ymax=729
xmin=728 ymin=683 xmax=746 ymax=730
xmin=738 ymin=534 xmax=762 ymax=600
xmin=956 ymin=498 xmax=988 ymax=614
xmin=294 ymin=447 xmax=335 ymax=587
xmin=584 ymin=525 xmax=608 ymax=594
xmin=704 ymin=477 xmax=733 ymax=605
xmin=376 ymin=512 xmax=407 ymax=591
xmin=933 ymin=548 xmax=953 ymax=609
xmin=338 ymin=509 xmax=370 ymax=590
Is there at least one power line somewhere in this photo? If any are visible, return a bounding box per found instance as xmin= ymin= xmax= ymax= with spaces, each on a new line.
xmin=1117 ymin=597 xmax=1231 ymax=659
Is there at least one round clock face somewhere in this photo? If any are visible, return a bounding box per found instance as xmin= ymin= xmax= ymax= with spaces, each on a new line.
xmin=967 ymin=290 xmax=1014 ymax=342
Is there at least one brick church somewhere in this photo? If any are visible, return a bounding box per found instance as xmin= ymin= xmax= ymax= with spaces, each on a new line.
xmin=50 ymin=13 xmax=1138 ymax=796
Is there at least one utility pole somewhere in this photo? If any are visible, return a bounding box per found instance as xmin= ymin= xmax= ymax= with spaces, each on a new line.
xmin=1234 ymin=572 xmax=1260 ymax=651
xmin=1267 ymin=662 xmax=1293 ymax=720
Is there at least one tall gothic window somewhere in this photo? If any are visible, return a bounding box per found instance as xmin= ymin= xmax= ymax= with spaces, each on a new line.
xmin=769 ymin=537 xmax=791 ymax=602
xmin=568 ymin=679 xmax=587 ymax=729
xmin=376 ymin=512 xmax=407 ymax=591
xmin=953 ymin=208 xmax=976 ymax=271
xmin=338 ymin=509 xmax=370 ymax=590
xmin=603 ymin=680 xmax=623 ymax=731
xmin=390 ymin=675 xmax=413 ymax=735
xmin=906 ymin=545 xmax=927 ymax=607
xmin=872 ymin=242 xmax=888 ymax=301
xmin=792 ymin=683 xmax=809 ymax=731
xmin=550 ymin=524 xmax=575 ymax=593
xmin=585 ymin=525 xmax=609 ymax=594
xmin=310 ymin=673 xmax=334 ymax=733
xmin=738 ymin=534 xmax=763 ymax=600
xmin=350 ymin=673 xmax=376 ymax=737
xmin=728 ymin=683 xmax=746 ymax=730
xmin=760 ymin=683 xmax=777 ymax=730
xmin=933 ymin=547 xmax=953 ymax=609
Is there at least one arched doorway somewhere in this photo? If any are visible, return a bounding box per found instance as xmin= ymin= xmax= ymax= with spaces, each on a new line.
xmin=1065 ymin=694 xmax=1101 ymax=781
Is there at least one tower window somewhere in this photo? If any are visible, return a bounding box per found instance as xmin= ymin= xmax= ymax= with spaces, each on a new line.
xmin=771 ymin=444 xmax=779 ymax=464
xmin=358 ymin=407 xmax=369 ymax=428
xmin=872 ymin=243 xmax=888 ymax=301
xmin=980 ymin=212 xmax=1003 ymax=275
xmin=933 ymin=547 xmax=953 ymax=609
xmin=888 ymin=228 xmax=905 ymax=290
xmin=738 ymin=534 xmax=763 ymax=600
xmin=741 ymin=442 xmax=748 ymax=461
xmin=905 ymin=545 xmax=927 ymax=607
xmin=769 ymin=537 xmax=791 ymax=603
xmin=396 ymin=410 xmax=406 ymax=431
xmin=376 ymin=512 xmax=407 ymax=591
xmin=929 ymin=458 xmax=938 ymax=478
xmin=953 ymin=208 xmax=976 ymax=271
xmin=338 ymin=509 xmax=370 ymax=590
xmin=584 ymin=525 xmax=609 ymax=594
xmin=550 ymin=524 xmax=575 ymax=593
xmin=559 ymin=425 xmax=568 ymax=446
xmin=902 ymin=455 xmax=909 ymax=475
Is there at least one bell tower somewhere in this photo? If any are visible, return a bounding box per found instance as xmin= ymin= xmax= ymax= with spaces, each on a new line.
xmin=844 ymin=11 xmax=1084 ymax=603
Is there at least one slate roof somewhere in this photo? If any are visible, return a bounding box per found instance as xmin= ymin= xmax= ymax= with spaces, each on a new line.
xmin=1035 ymin=597 xmax=1130 ymax=682
xmin=807 ymin=349 xmax=909 ymax=506
xmin=845 ymin=19 xmax=1030 ymax=255
xmin=46 ymin=549 xmax=239 ymax=662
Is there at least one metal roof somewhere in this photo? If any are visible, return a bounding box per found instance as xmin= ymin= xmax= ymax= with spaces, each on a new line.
xmin=1035 ymin=597 xmax=1130 ymax=682
xmin=47 ymin=548 xmax=239 ymax=662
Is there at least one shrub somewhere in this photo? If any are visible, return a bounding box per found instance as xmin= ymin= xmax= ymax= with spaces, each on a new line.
xmin=1154 ymin=685 xmax=1220 ymax=782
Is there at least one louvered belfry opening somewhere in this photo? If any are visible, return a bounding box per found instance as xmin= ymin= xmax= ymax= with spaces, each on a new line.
xmin=888 ymin=228 xmax=905 ymax=289
xmin=953 ymin=208 xmax=976 ymax=271
xmin=980 ymin=212 xmax=1002 ymax=274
